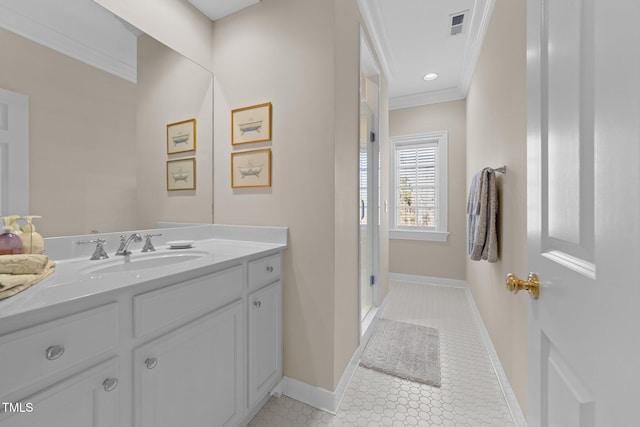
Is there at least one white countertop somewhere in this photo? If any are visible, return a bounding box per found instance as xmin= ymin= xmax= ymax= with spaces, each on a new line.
xmin=0 ymin=224 xmax=287 ymax=320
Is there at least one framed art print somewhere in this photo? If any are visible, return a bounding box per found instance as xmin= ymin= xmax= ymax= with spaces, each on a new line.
xmin=167 ymin=118 xmax=196 ymax=154
xmin=231 ymin=148 xmax=271 ymax=188
xmin=231 ymin=102 xmax=272 ymax=145
xmin=167 ymin=158 xmax=196 ymax=191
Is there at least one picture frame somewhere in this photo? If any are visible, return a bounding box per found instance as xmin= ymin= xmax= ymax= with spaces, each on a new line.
xmin=167 ymin=158 xmax=196 ymax=191
xmin=231 ymin=102 xmax=272 ymax=145
xmin=167 ymin=118 xmax=196 ymax=154
xmin=231 ymin=148 xmax=272 ymax=188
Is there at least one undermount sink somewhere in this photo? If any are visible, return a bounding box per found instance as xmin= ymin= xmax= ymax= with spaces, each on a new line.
xmin=82 ymin=251 xmax=208 ymax=275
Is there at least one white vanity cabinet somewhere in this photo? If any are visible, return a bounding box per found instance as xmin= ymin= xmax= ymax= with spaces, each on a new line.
xmin=132 ymin=266 xmax=245 ymax=427
xmin=0 ymin=240 xmax=285 ymax=427
xmin=134 ymin=301 xmax=243 ymax=427
xmin=247 ymin=280 xmax=282 ymax=408
xmin=130 ymin=252 xmax=283 ymax=426
xmin=0 ymin=360 xmax=120 ymax=427
xmin=247 ymin=255 xmax=283 ymax=408
xmin=0 ymin=305 xmax=120 ymax=427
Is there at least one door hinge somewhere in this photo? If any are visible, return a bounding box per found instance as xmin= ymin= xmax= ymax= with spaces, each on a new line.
xmin=370 ymin=275 xmax=375 ymax=286
xmin=369 ymin=131 xmax=376 ymax=143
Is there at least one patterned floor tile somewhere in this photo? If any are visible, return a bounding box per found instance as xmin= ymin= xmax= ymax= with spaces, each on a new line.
xmin=248 ymin=281 xmax=515 ymax=426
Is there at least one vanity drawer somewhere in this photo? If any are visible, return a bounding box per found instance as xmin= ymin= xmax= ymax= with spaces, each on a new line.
xmin=134 ymin=265 xmax=243 ymax=337
xmin=248 ymin=254 xmax=281 ymax=290
xmin=0 ymin=303 xmax=118 ymax=396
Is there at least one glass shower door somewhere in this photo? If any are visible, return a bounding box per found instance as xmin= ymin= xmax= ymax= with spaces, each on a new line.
xmin=359 ymin=103 xmax=376 ymax=322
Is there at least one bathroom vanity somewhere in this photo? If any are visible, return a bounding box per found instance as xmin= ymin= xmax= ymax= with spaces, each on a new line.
xmin=0 ymin=224 xmax=287 ymax=427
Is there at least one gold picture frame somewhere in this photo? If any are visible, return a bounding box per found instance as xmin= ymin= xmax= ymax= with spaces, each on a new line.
xmin=167 ymin=118 xmax=196 ymax=154
xmin=231 ymin=148 xmax=272 ymax=188
xmin=167 ymin=158 xmax=196 ymax=191
xmin=231 ymin=102 xmax=272 ymax=145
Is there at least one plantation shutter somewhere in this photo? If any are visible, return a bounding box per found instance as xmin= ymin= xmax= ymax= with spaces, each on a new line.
xmin=359 ymin=151 xmax=368 ymax=225
xmin=395 ymin=142 xmax=438 ymax=230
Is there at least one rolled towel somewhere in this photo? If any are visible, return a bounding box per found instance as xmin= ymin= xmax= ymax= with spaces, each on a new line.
xmin=0 ymin=254 xmax=50 ymax=275
xmin=0 ymin=260 xmax=56 ymax=300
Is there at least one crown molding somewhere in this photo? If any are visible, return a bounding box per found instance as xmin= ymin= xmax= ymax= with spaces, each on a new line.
xmin=364 ymin=0 xmax=496 ymax=110
xmin=390 ymin=87 xmax=465 ymax=110
xmin=457 ymin=0 xmax=496 ymax=97
xmin=0 ymin=2 xmax=137 ymax=83
xmin=357 ymin=0 xmax=395 ymax=82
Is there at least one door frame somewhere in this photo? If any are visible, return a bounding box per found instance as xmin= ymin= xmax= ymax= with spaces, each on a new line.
xmin=0 ymin=88 xmax=29 ymax=216
xmin=358 ymin=29 xmax=381 ymax=334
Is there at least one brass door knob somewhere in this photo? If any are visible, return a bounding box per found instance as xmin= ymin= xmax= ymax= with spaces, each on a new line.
xmin=506 ymin=273 xmax=540 ymax=299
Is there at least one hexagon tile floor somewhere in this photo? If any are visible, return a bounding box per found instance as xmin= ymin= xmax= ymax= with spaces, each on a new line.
xmin=248 ymin=280 xmax=516 ymax=427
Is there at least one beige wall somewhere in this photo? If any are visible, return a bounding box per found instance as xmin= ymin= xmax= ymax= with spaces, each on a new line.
xmin=0 ymin=27 xmax=137 ymax=237
xmin=332 ymin=0 xmax=361 ymax=387
xmin=466 ymin=0 xmax=527 ymax=410
xmin=135 ymin=35 xmax=213 ymax=228
xmin=212 ymin=0 xmax=383 ymax=391
xmin=389 ymin=100 xmax=467 ymax=280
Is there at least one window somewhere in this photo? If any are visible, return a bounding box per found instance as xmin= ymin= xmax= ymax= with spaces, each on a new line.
xmin=390 ymin=132 xmax=448 ymax=242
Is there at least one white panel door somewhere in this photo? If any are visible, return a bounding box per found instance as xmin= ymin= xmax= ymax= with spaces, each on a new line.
xmin=0 ymin=89 xmax=28 ymax=216
xmin=526 ymin=0 xmax=640 ymax=426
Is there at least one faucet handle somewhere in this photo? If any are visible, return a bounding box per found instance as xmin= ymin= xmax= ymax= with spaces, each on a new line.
xmin=142 ymin=234 xmax=162 ymax=253
xmin=116 ymin=234 xmax=127 ymax=252
xmin=76 ymin=239 xmax=109 ymax=260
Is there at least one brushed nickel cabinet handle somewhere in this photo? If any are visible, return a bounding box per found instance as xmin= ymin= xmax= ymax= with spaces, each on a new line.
xmin=266 ymin=266 xmax=274 ymax=273
xmin=45 ymin=345 xmax=65 ymax=361
xmin=254 ymin=300 xmax=262 ymax=308
xmin=145 ymin=357 xmax=158 ymax=369
xmin=103 ymin=378 xmax=118 ymax=392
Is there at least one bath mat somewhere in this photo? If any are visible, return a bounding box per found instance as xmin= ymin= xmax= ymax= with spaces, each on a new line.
xmin=360 ymin=318 xmax=441 ymax=387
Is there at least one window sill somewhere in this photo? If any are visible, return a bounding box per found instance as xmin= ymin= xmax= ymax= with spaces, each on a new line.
xmin=389 ymin=230 xmax=449 ymax=242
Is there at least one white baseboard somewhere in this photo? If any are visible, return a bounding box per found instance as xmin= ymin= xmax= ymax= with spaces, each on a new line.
xmin=280 ymin=297 xmax=388 ymax=414
xmin=389 ymin=272 xmax=527 ymax=426
xmin=389 ymin=272 xmax=467 ymax=288
xmin=279 ymin=346 xmax=361 ymax=415
xmin=462 ymin=285 xmax=527 ymax=426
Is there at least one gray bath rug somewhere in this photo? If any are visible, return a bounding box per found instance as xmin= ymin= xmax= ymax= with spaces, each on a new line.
xmin=359 ymin=318 xmax=441 ymax=387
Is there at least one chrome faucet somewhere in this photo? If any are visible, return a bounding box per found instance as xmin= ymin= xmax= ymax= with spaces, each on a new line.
xmin=76 ymin=238 xmax=109 ymax=260
xmin=115 ymin=233 xmax=143 ymax=256
xmin=142 ymin=234 xmax=162 ymax=252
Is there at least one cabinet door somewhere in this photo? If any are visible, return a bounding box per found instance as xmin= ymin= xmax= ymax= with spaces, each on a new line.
xmin=248 ymin=281 xmax=282 ymax=407
xmin=0 ymin=359 xmax=119 ymax=427
xmin=134 ymin=301 xmax=243 ymax=427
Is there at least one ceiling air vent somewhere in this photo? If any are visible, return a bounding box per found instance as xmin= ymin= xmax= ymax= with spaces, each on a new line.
xmin=449 ymin=11 xmax=468 ymax=36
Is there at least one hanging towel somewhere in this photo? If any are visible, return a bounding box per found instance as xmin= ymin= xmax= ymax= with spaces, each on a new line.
xmin=482 ymin=169 xmax=499 ymax=262
xmin=466 ymin=170 xmax=483 ymax=255
xmin=467 ymin=168 xmax=499 ymax=262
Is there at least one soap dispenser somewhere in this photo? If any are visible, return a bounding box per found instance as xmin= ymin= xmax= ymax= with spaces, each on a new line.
xmin=5 ymin=215 xmax=22 ymax=235
xmin=0 ymin=217 xmax=23 ymax=255
xmin=20 ymin=216 xmax=44 ymax=254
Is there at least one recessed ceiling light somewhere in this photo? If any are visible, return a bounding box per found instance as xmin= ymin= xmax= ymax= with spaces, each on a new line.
xmin=423 ymin=73 xmax=439 ymax=81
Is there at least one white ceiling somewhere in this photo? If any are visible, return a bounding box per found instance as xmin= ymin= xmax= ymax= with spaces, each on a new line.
xmin=187 ymin=0 xmax=495 ymax=110
xmin=0 ymin=0 xmax=494 ymax=107
xmin=187 ymin=0 xmax=259 ymax=21
xmin=358 ymin=0 xmax=495 ymax=109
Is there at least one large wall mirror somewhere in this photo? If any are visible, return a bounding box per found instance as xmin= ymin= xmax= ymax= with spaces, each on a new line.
xmin=0 ymin=0 xmax=213 ymax=237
